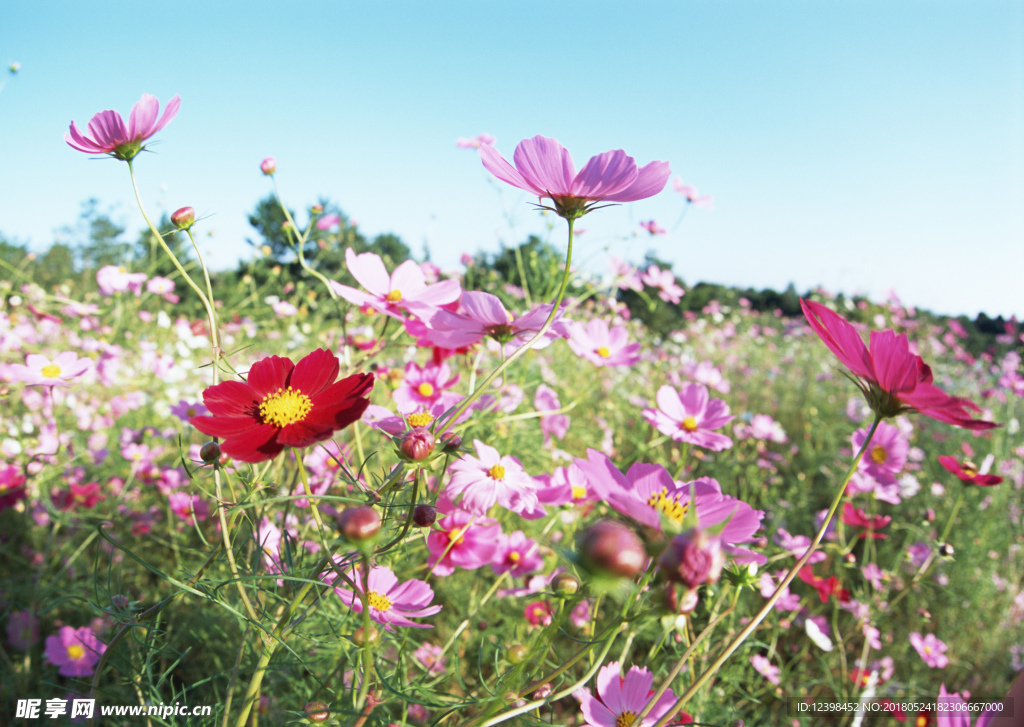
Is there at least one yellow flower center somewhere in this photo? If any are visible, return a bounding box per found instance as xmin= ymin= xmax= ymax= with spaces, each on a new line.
xmin=924 ymin=646 xmax=932 ymax=654
xmin=508 ymin=551 xmax=521 ymax=563
xmin=386 ymin=289 xmax=403 ymax=303
xmin=681 ymin=416 xmax=698 ymax=432
xmin=917 ymin=718 xmax=928 ymax=727
xmin=616 ymin=712 xmax=637 ymax=727
xmin=367 ymin=590 xmax=393 ymax=611
xmin=187 ymin=407 xmax=196 ymax=417
xmin=961 ymin=460 xmax=978 ymax=477
xmin=41 ymin=365 xmax=62 ymax=378
xmin=448 ymin=527 xmax=466 ymax=545
xmin=871 ymin=445 xmax=888 ymax=464
xmin=596 ymin=346 xmax=611 ymax=358
xmin=571 ymin=485 xmax=588 ymax=500
xmin=259 ymin=387 xmax=313 ymax=427
xmin=67 ymin=645 xmax=85 ymax=660
xmin=488 ymin=465 xmax=506 ymax=480
xmin=408 ymin=411 xmax=434 ymax=427
xmin=647 ymin=487 xmax=690 ymax=524
xmin=417 ymin=382 xmax=435 ymax=397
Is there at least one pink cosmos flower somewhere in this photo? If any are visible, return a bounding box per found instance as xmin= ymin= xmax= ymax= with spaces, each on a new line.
xmin=329 ymin=249 xmax=461 ymax=321
xmin=575 ymin=450 xmax=765 ymax=563
xmin=168 ymin=492 xmax=210 ymax=522
xmin=853 ymin=420 xmax=908 ymax=484
xmin=774 ymin=528 xmax=826 ymax=564
xmin=567 ymin=319 xmax=641 ymax=368
xmin=609 ymin=257 xmax=644 ymax=292
xmin=735 ymin=413 xmax=787 ymax=443
xmin=936 ymin=685 xmax=1002 ymax=727
xmin=801 ymin=299 xmax=997 ymax=430
xmin=326 ymin=564 xmax=441 ymax=630
xmin=97 ymin=265 xmax=147 ymax=296
xmin=640 ymin=220 xmax=667 ymax=235
xmin=671 ymin=178 xmax=714 ymax=209
xmin=10 ymin=352 xmax=92 ymax=387
xmin=643 ymin=383 xmax=734 ymax=451
xmin=937 ymin=456 xmax=1003 ymax=486
xmin=45 ymin=626 xmax=106 ymax=677
xmin=446 ymin=440 xmax=538 ymax=516
xmin=535 ymin=384 xmax=569 ymax=444
xmin=759 ymin=571 xmax=802 ymax=611
xmin=910 ymin=632 xmax=949 ymax=668
xmin=146 ymin=276 xmax=176 ymax=302
xmin=0 ymin=464 xmax=27 ymax=512
xmin=456 ymin=133 xmax=495 ymax=148
xmin=640 ymin=266 xmax=685 ymax=304
xmin=491 ymin=530 xmax=544 ymax=578
xmin=841 ymin=503 xmax=891 ymax=539
xmin=316 ymin=214 xmax=341 ymax=230
xmin=681 ymin=360 xmax=730 ymax=394
xmin=426 ymin=508 xmax=502 ymax=576
xmin=525 ymin=600 xmax=553 ymax=626
xmin=750 ymin=654 xmax=781 ymax=685
xmin=578 ymin=661 xmax=689 ymax=727
xmin=417 ymin=291 xmax=570 ymax=349
xmin=65 ymin=93 xmax=181 ymax=161
xmin=392 ymin=361 xmax=461 ymax=415
xmin=170 ymin=400 xmax=208 ymax=422
xmin=413 ymin=642 xmax=447 ymax=675
xmin=480 ymin=135 xmax=670 ymax=219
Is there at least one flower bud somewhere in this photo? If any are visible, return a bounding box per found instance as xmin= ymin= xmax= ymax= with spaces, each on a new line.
xmin=400 ymin=427 xmax=435 ymax=462
xmin=939 ymin=543 xmax=954 ymax=557
xmin=552 ymin=572 xmax=580 ymax=596
xmin=579 ymin=520 xmax=646 ymax=579
xmin=412 ymin=505 xmax=436 ymax=528
xmin=170 ymin=206 xmax=195 ymax=230
xmin=353 ymin=625 xmax=380 ymax=646
xmin=336 ymin=506 xmax=381 ymax=542
xmin=507 ymin=644 xmax=529 ymax=664
xmin=260 ymin=157 xmax=276 ymax=175
xmin=199 ymin=441 xmax=221 ymax=464
xmin=657 ymin=529 xmax=725 ymax=590
xmin=440 ymin=431 xmax=462 ymax=453
xmin=304 ymin=702 xmax=330 ymax=724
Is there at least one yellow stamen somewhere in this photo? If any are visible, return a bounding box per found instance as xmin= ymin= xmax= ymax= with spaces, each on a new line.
xmin=647 ymin=487 xmax=690 ymax=524
xmin=259 ymin=387 xmax=313 ymax=427
xmin=508 ymin=551 xmax=521 ymax=563
xmin=871 ymin=445 xmax=888 ymax=464
xmin=386 ymin=289 xmax=402 ymax=303
xmin=681 ymin=416 xmax=698 ymax=432
xmin=40 ymin=365 xmax=62 ymax=378
xmin=408 ymin=411 xmax=434 ymax=427
xmin=367 ymin=590 xmax=393 ymax=611
xmin=571 ymin=485 xmax=588 ymax=500
xmin=448 ymin=527 xmax=466 ymax=545
xmin=67 ymin=645 xmax=85 ymax=660
xmin=417 ymin=382 xmax=435 ymax=397
xmin=596 ymin=346 xmax=611 ymax=358
xmin=616 ymin=712 xmax=637 ymax=727
xmin=961 ymin=460 xmax=978 ymax=477
xmin=488 ymin=464 xmax=506 ymax=480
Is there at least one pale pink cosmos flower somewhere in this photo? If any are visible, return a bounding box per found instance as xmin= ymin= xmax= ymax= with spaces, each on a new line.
xmin=65 ymin=93 xmax=181 ymax=161
xmin=417 ymin=291 xmax=570 ymax=349
xmin=759 ymin=571 xmax=801 ymax=611
xmin=456 ymin=133 xmax=495 ymax=148
xmin=392 ymin=361 xmax=461 ymax=415
xmin=329 ymin=248 xmax=461 ymax=321
xmin=447 ymin=440 xmax=538 ymax=516
xmin=671 ymin=178 xmax=714 ymax=209
xmin=681 ymin=360 xmax=730 ymax=394
xmin=853 ymin=420 xmax=908 ymax=484
xmin=10 ymin=352 xmax=92 ymax=387
xmin=45 ymin=626 xmax=106 ymax=677
xmin=480 ymin=135 xmax=670 ymax=219
xmin=491 ymin=530 xmax=544 ymax=578
xmin=316 ymin=214 xmax=341 ymax=230
xmin=146 ymin=276 xmax=176 ymax=301
xmin=168 ymin=492 xmax=210 ymax=522
xmin=325 ymin=563 xmax=441 ymax=630
xmin=863 ymin=623 xmax=882 ymax=650
xmin=577 ymin=661 xmax=685 ymax=727
xmin=862 ymin=562 xmax=885 ymax=590
xmin=774 ymin=528 xmax=826 ymax=564
xmin=910 ymin=632 xmax=949 ymax=668
xmin=640 ymin=220 xmax=667 ymax=235
xmin=97 ymin=265 xmax=147 ymax=296
xmin=936 ymin=684 xmax=1003 ymax=727
xmin=426 ymin=508 xmax=501 ymax=577
xmin=643 ymin=383 xmax=734 ymax=451
xmin=750 ymin=654 xmax=781 ymax=685
xmin=272 ymin=300 xmax=298 ymax=317
xmin=567 ymin=319 xmax=641 ymax=368
xmin=608 ymin=257 xmax=644 ymax=292
xmin=640 ymin=265 xmax=685 ymax=304
xmin=413 ymin=642 xmax=447 ymax=675
xmin=535 ymin=384 xmax=569 ymax=444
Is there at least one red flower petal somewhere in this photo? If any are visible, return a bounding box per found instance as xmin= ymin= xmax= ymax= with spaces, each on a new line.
xmin=246 ymin=355 xmax=294 ymax=397
xmin=290 ymin=348 xmax=340 ymax=396
xmin=202 ymin=380 xmax=259 ymax=417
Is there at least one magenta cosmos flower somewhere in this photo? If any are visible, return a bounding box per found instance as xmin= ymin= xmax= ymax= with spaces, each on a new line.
xmin=567 ymin=319 xmax=641 ymax=368
xmin=853 ymin=420 xmax=908 ymax=484
xmin=10 ymin=352 xmax=92 ymax=387
xmin=426 ymin=507 xmax=502 ymax=576
xmin=418 ymin=291 xmax=570 ymax=349
xmin=937 ymin=455 xmax=1003 ymax=486
xmin=910 ymin=632 xmax=949 ymax=668
xmin=578 ymin=661 xmax=689 ymax=727
xmin=329 ymin=249 xmax=461 ymax=321
xmin=45 ymin=626 xmax=106 ymax=677
xmin=446 ymin=440 xmax=539 ymax=515
xmin=801 ymin=299 xmax=997 ymax=430
xmin=936 ymin=685 xmax=1002 ymax=727
xmin=480 ymin=135 xmax=670 ymax=219
xmin=325 ymin=563 xmax=441 ymax=630
xmin=65 ymin=93 xmax=180 ymax=162
xmin=643 ymin=383 xmax=734 ymax=451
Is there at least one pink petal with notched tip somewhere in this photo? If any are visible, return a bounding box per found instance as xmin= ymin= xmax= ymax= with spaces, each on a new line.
xmin=479 ymin=143 xmax=542 ymax=195
xmin=128 ymin=94 xmax=160 ymax=140
xmin=513 ymin=135 xmax=576 ymax=196
xmin=571 ymin=149 xmax=637 ymax=199
xmin=605 ymin=159 xmax=671 ymax=201
xmin=345 ymin=248 xmax=392 ymax=297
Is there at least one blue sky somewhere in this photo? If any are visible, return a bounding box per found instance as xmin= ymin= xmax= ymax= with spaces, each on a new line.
xmin=1 ymin=1 xmax=1022 ymax=318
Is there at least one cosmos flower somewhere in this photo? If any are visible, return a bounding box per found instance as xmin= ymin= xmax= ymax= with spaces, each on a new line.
xmin=643 ymin=383 xmax=734 ymax=451
xmin=480 ymin=135 xmax=670 ymax=219
xmin=801 ymin=299 xmax=997 ymax=430
xmin=853 ymin=420 xmax=908 ymax=484
xmin=567 ymin=319 xmax=641 ymax=368
xmin=671 ymin=178 xmax=714 ymax=209
xmin=329 ymin=249 xmax=461 ymax=321
xmin=425 ymin=508 xmax=502 ymax=577
xmin=190 ymin=348 xmax=373 ymax=463
xmin=640 ymin=220 xmax=667 ymax=235
xmin=640 ymin=265 xmax=685 ymax=304
xmin=392 ymin=361 xmax=461 ymax=415
xmin=417 ymin=291 xmax=570 ymax=349
xmin=750 ymin=654 xmax=781 ymax=686
xmin=935 ymin=684 xmax=1002 ymax=727
xmin=577 ymin=661 xmax=689 ymax=727
xmin=456 ymin=133 xmax=495 ymax=148
xmin=45 ymin=626 xmax=106 ymax=677
xmin=65 ymin=93 xmax=180 ymax=161
xmin=937 ymin=456 xmax=1003 ymax=487
xmin=10 ymin=352 xmax=92 ymax=387
xmin=446 ymin=440 xmax=539 ymax=516
xmin=841 ymin=503 xmax=891 ymax=539
xmin=910 ymin=632 xmax=949 ymax=668
xmin=325 ymin=564 xmax=441 ymax=630
xmin=491 ymin=530 xmax=544 ymax=578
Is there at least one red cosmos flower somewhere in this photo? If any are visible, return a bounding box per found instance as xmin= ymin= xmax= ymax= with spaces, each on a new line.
xmin=937 ymin=456 xmax=1004 ymax=486
xmin=800 ymin=299 xmax=997 ymax=430
xmin=798 ymin=566 xmax=851 ymax=603
xmin=841 ymin=502 xmax=892 ymax=539
xmin=190 ymin=349 xmax=373 ymax=463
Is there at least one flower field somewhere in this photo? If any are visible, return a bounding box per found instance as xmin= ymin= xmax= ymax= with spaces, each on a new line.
xmin=1 ymin=95 xmax=1022 ymax=727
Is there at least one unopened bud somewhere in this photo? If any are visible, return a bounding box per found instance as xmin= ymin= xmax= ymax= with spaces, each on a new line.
xmin=400 ymin=427 xmax=435 ymax=461
xmin=199 ymin=441 xmax=221 ymax=464
xmin=552 ymin=572 xmax=580 ymax=596
xmin=353 ymin=625 xmax=380 ymax=646
xmin=579 ymin=520 xmax=646 ymax=579
xmin=170 ymin=206 xmax=195 ymax=230
xmin=507 ymin=644 xmax=529 ymax=664
xmin=412 ymin=505 xmax=436 ymax=528
xmin=260 ymin=157 xmax=276 ymax=175
xmin=304 ymin=702 xmax=330 ymax=723
xmin=440 ymin=431 xmax=462 ymax=453
xmin=336 ymin=506 xmax=381 ymax=542
xmin=939 ymin=543 xmax=954 ymax=557
xmin=658 ymin=529 xmax=725 ymax=590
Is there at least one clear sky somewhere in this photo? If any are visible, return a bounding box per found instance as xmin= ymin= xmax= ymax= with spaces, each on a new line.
xmin=1 ymin=1 xmax=1022 ymax=318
